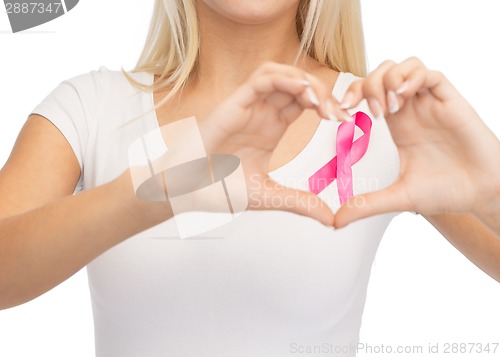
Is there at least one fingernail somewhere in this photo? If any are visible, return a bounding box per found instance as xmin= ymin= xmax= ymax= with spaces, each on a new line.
xmin=367 ymin=98 xmax=383 ymax=119
xmin=305 ymin=86 xmax=320 ymax=106
xmin=298 ymin=79 xmax=311 ymax=87
xmin=326 ymin=100 xmax=337 ymax=121
xmin=342 ymin=111 xmax=353 ymax=122
xmin=340 ymin=92 xmax=353 ymax=109
xmin=387 ymin=90 xmax=400 ymax=114
xmin=396 ymin=81 xmax=409 ymax=95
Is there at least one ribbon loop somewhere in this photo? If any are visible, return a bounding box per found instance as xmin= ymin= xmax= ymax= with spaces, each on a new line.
xmin=308 ymin=111 xmax=372 ymax=205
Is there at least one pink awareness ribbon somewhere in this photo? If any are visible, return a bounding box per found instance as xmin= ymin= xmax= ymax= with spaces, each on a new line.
xmin=308 ymin=111 xmax=372 ymax=205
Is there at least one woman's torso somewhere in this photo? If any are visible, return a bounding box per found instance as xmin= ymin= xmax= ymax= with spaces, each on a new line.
xmin=66 ymin=67 xmax=400 ymax=356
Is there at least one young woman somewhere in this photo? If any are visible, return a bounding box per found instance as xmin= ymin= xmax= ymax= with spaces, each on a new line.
xmin=0 ymin=1 xmax=498 ymax=356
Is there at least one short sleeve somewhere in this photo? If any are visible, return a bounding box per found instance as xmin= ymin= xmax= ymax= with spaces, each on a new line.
xmin=29 ymin=67 xmax=106 ymax=191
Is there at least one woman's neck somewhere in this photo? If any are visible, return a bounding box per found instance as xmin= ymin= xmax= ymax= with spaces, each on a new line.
xmin=190 ymin=2 xmax=310 ymax=99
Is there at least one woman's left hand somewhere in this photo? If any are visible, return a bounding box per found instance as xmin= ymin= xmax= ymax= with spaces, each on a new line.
xmin=335 ymin=57 xmax=500 ymax=228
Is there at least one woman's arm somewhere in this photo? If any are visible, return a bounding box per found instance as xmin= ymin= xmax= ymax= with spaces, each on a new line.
xmin=0 ymin=63 xmax=344 ymax=309
xmin=425 ymin=214 xmax=500 ymax=282
xmin=0 ymin=115 xmax=172 ymax=309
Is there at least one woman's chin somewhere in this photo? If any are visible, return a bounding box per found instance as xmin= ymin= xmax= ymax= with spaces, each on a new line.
xmin=200 ymin=0 xmax=300 ymax=26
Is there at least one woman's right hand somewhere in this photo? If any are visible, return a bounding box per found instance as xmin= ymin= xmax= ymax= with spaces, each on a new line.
xmin=198 ymin=62 xmax=348 ymax=226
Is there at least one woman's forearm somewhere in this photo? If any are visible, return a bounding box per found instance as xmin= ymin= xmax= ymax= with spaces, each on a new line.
xmin=0 ymin=172 xmax=172 ymax=310
xmin=473 ymin=185 xmax=500 ymax=237
xmin=425 ymin=213 xmax=500 ymax=282
xmin=476 ymin=208 xmax=500 ymax=237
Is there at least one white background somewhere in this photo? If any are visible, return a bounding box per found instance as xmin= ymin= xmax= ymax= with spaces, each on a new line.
xmin=0 ymin=1 xmax=499 ymax=356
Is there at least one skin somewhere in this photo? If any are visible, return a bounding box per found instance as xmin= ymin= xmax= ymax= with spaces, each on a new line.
xmin=0 ymin=0 xmax=497 ymax=311
xmin=337 ymin=57 xmax=500 ymax=281
xmin=0 ymin=0 xmax=348 ymax=309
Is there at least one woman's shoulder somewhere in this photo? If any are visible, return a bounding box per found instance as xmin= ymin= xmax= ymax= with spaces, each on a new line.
xmin=32 ymin=66 xmax=155 ymax=137
xmin=61 ymin=66 xmax=151 ymax=98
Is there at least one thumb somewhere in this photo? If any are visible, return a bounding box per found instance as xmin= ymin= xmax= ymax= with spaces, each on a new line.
xmin=254 ymin=179 xmax=335 ymax=226
xmin=334 ymin=183 xmax=411 ymax=228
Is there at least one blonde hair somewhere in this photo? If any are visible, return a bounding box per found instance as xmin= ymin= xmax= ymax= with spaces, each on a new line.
xmin=123 ymin=0 xmax=366 ymax=110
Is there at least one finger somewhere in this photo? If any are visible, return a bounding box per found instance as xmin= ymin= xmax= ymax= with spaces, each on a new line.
xmin=382 ymin=58 xmax=459 ymax=112
xmin=251 ymin=62 xmax=345 ymax=121
xmin=238 ymin=74 xmax=334 ymax=120
xmin=278 ymin=101 xmax=303 ymax=124
xmin=394 ymin=69 xmax=457 ymax=104
xmin=383 ymin=69 xmax=427 ymax=118
xmin=251 ymin=61 xmax=309 ymax=80
xmin=340 ymin=79 xmax=385 ymax=121
xmin=250 ymin=176 xmax=335 ymax=226
xmin=273 ymin=186 xmax=334 ymax=226
xmin=266 ymin=85 xmax=337 ymax=121
xmin=393 ymin=67 xmax=428 ymax=100
xmin=422 ymin=70 xmax=459 ymax=103
xmin=360 ymin=60 xmax=397 ymax=117
xmin=334 ymin=183 xmax=413 ymax=228
xmin=264 ymin=91 xmax=296 ymax=111
xmin=235 ymin=74 xmax=310 ymax=109
xmin=304 ymin=73 xmax=352 ymax=122
xmin=341 ymin=58 xmax=425 ymax=118
xmin=339 ymin=79 xmax=363 ymax=109
xmin=383 ymin=56 xmax=427 ymax=94
xmin=265 ymin=78 xmax=320 ymax=112
xmin=381 ymin=57 xmax=428 ymax=115
xmin=242 ymin=62 xmax=349 ymax=122
xmin=277 ymin=93 xmax=340 ymax=125
xmin=381 ymin=58 xmax=456 ymax=103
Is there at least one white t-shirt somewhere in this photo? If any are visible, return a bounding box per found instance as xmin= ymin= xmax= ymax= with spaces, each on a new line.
xmin=31 ymin=67 xmax=400 ymax=357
